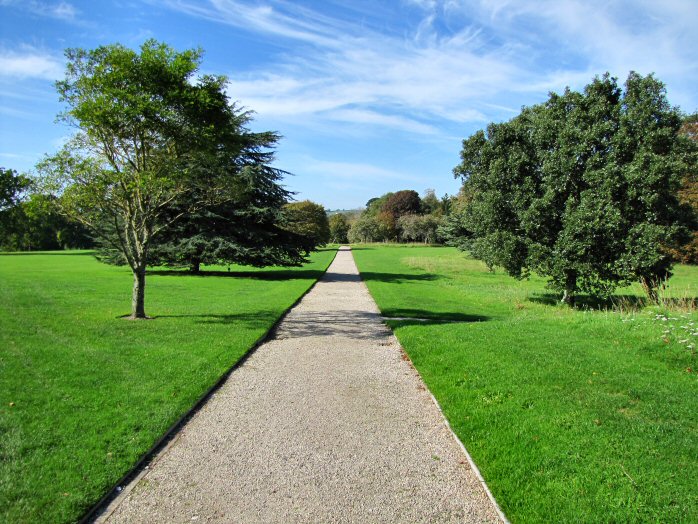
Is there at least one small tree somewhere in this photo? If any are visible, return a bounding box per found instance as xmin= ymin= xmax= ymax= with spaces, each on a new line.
xmin=329 ymin=213 xmax=350 ymax=244
xmin=348 ymin=213 xmax=386 ymax=243
xmin=398 ymin=214 xmax=441 ymax=243
xmin=283 ymin=200 xmax=330 ymax=248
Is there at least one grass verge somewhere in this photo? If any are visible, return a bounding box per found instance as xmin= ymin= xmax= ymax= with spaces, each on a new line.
xmin=352 ymin=244 xmax=697 ymax=523
xmin=0 ymin=248 xmax=336 ymax=523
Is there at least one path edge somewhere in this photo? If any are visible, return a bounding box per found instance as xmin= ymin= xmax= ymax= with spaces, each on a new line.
xmin=353 ymin=251 xmax=509 ymax=524
xmin=82 ymin=247 xmax=340 ymax=524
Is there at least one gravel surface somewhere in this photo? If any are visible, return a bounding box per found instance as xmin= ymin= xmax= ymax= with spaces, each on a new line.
xmin=100 ymin=247 xmax=503 ymax=523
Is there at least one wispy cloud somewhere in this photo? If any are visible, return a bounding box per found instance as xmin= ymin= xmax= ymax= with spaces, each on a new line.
xmin=0 ymin=0 xmax=79 ymax=21
xmin=166 ymin=0 xmax=698 ymax=135
xmin=0 ymin=47 xmax=63 ymax=80
xmin=297 ymin=157 xmax=422 ymax=182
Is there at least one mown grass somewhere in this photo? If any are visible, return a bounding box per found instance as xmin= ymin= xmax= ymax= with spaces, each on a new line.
xmin=353 ymin=245 xmax=698 ymax=523
xmin=0 ymin=248 xmax=336 ymax=523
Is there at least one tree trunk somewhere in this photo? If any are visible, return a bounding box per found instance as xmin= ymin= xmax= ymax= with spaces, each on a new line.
xmin=190 ymin=257 xmax=201 ymax=273
xmin=641 ymin=276 xmax=659 ymax=304
xmin=130 ymin=267 xmax=147 ymax=319
xmin=560 ymin=270 xmax=577 ymax=307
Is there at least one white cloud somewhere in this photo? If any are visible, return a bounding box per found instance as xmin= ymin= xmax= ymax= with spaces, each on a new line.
xmin=0 ymin=48 xmax=63 ymax=80
xmin=166 ymin=0 xmax=698 ymax=137
xmin=0 ymin=0 xmax=78 ymax=21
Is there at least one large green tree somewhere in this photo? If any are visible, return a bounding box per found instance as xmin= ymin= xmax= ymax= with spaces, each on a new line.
xmin=283 ymin=200 xmax=330 ymax=248
xmin=455 ymin=72 xmax=696 ymax=304
xmin=38 ymin=40 xmax=285 ymax=318
xmin=149 ymin=163 xmax=311 ymax=272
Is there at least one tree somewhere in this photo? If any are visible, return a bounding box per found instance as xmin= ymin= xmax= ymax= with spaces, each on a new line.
xmin=455 ymin=72 xmax=696 ymax=305
xmin=38 ymin=40 xmax=281 ymax=318
xmin=0 ymin=168 xmax=32 ymax=248
xmin=421 ymin=189 xmax=441 ymax=215
xmin=148 ymin=162 xmax=310 ymax=272
xmin=283 ymin=200 xmax=330 ymax=248
xmin=348 ymin=213 xmax=386 ymax=243
xmin=398 ymin=214 xmax=441 ymax=243
xmin=666 ymin=114 xmax=698 ymax=264
xmin=329 ymin=213 xmax=350 ymax=244
xmin=381 ymin=190 xmax=421 ymax=218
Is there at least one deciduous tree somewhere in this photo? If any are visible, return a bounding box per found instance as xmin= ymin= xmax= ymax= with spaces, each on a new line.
xmin=283 ymin=200 xmax=330 ymax=248
xmin=38 ymin=40 xmax=286 ymax=318
xmin=455 ymin=72 xmax=696 ymax=304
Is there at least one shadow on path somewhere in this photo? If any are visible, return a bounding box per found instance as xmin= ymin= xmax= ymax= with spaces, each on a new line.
xmin=275 ymin=310 xmax=390 ymax=341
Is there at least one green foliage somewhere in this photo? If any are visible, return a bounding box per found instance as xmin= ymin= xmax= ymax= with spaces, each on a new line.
xmin=353 ymin=245 xmax=698 ymax=523
xmin=283 ymin=200 xmax=330 ymax=248
xmin=0 ymin=168 xmax=31 ymax=248
xmin=397 ymin=214 xmax=441 ymax=243
xmin=0 ymin=248 xmax=336 ymax=523
xmin=381 ymin=189 xmax=421 ymax=218
xmin=667 ymin=114 xmax=698 ymax=264
xmin=328 ymin=213 xmax=350 ymax=243
xmin=1 ymin=193 xmax=92 ymax=251
xmin=348 ymin=213 xmax=388 ymax=243
xmin=148 ymin=163 xmax=310 ymax=271
xmin=0 ymin=167 xmax=31 ymax=210
xmin=37 ymin=40 xmax=291 ymax=318
xmin=455 ymin=72 xmax=697 ymax=304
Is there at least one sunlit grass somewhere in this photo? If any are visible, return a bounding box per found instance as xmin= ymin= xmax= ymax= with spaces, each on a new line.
xmin=353 ymin=245 xmax=698 ymax=523
xmin=0 ymin=248 xmax=336 ymax=523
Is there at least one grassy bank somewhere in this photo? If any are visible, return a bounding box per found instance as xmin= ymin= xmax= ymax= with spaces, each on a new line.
xmin=353 ymin=245 xmax=697 ymax=523
xmin=0 ymin=248 xmax=336 ymax=523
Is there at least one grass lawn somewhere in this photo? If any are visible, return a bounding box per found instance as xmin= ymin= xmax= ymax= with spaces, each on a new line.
xmin=0 ymin=248 xmax=336 ymax=523
xmin=353 ymin=245 xmax=697 ymax=523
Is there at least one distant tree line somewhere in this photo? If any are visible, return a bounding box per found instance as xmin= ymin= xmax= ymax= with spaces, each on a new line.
xmin=329 ymin=189 xmax=453 ymax=244
xmin=0 ymin=168 xmax=92 ymax=251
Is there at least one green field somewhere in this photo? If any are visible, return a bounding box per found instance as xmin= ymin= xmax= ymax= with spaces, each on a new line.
xmin=353 ymin=245 xmax=698 ymax=523
xmin=0 ymin=249 xmax=336 ymax=523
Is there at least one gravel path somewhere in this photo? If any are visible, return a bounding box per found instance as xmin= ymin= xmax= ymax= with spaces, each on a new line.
xmin=100 ymin=247 xmax=503 ymax=523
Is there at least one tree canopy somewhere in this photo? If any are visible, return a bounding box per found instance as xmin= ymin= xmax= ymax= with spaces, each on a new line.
xmin=283 ymin=200 xmax=330 ymax=248
xmin=454 ymin=72 xmax=696 ymax=304
xmin=38 ymin=40 xmax=300 ymax=318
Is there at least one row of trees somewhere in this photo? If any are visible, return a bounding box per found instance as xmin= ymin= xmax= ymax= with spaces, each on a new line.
xmin=450 ymin=73 xmax=697 ymax=304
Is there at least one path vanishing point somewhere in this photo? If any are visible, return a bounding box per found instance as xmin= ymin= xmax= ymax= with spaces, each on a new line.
xmin=97 ymin=247 xmax=504 ymax=523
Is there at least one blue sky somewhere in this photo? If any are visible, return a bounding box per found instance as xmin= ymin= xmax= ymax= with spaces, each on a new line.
xmin=1 ymin=0 xmax=697 ymax=209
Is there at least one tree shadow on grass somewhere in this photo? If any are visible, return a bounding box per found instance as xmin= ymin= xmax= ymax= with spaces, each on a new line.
xmin=381 ymin=308 xmax=490 ymax=327
xmin=149 ymin=269 xmax=326 ymax=281
xmin=526 ymin=293 xmax=697 ymax=311
xmin=358 ymin=271 xmax=440 ymax=284
xmin=528 ymin=293 xmax=646 ymax=310
xmin=152 ymin=310 xmax=279 ymax=327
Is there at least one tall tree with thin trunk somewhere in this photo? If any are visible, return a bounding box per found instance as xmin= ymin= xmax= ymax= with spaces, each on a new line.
xmin=38 ymin=40 xmax=278 ymax=318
